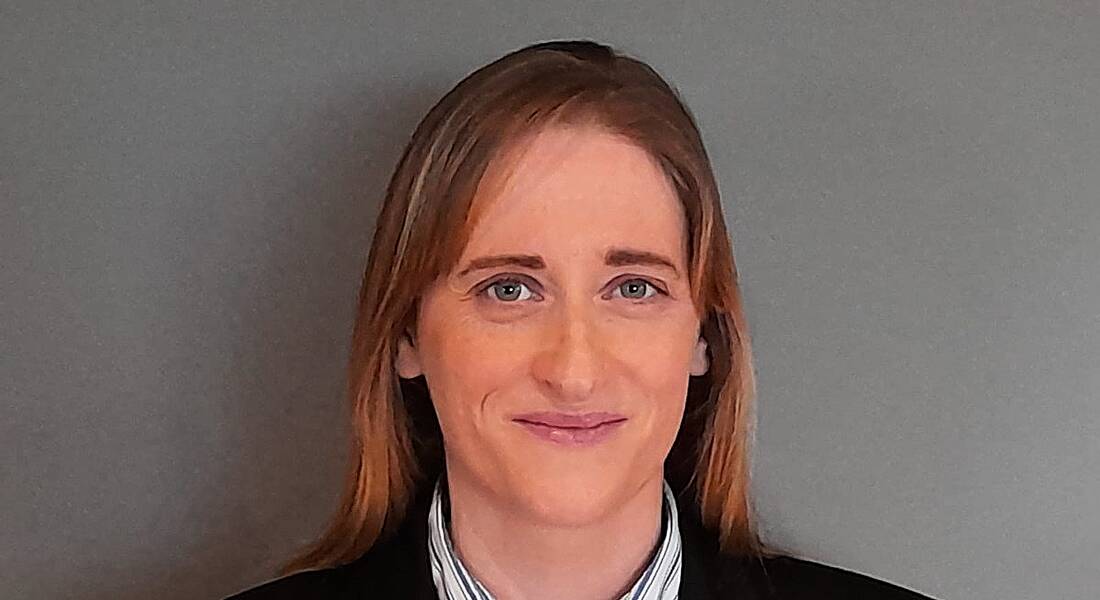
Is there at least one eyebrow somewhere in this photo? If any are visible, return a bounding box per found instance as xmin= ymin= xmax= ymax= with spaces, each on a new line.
xmin=455 ymin=247 xmax=681 ymax=279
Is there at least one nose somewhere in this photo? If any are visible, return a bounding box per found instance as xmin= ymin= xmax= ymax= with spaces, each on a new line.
xmin=532 ymin=301 xmax=604 ymax=402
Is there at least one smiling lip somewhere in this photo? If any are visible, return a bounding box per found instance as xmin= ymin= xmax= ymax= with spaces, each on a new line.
xmin=512 ymin=413 xmax=628 ymax=447
xmin=511 ymin=411 xmax=627 ymax=429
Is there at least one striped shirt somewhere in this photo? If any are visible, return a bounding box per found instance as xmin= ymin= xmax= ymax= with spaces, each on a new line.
xmin=427 ymin=475 xmax=682 ymax=600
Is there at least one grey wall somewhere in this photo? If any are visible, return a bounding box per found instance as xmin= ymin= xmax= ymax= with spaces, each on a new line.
xmin=3 ymin=2 xmax=1097 ymax=599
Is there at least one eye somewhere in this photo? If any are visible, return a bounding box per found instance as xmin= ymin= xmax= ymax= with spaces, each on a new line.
xmin=479 ymin=276 xmax=538 ymax=303
xmin=610 ymin=278 xmax=666 ymax=302
xmin=475 ymin=275 xmax=667 ymax=305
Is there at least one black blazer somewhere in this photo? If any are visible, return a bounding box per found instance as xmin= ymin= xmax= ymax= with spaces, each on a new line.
xmin=226 ymin=483 xmax=937 ymax=600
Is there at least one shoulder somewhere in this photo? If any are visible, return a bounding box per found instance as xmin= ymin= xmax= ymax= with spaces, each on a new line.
xmin=755 ymin=554 xmax=938 ymax=600
xmin=222 ymin=566 xmax=348 ymax=600
xmin=225 ymin=489 xmax=438 ymax=599
xmin=221 ymin=522 xmax=433 ymax=599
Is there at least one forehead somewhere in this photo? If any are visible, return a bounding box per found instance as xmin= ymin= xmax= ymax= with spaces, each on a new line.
xmin=463 ymin=125 xmax=687 ymax=262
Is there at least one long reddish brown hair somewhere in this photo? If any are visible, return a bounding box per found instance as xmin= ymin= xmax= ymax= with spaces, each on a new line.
xmin=280 ymin=40 xmax=776 ymax=575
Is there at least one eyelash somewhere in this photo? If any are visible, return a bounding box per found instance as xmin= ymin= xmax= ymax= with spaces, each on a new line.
xmin=475 ymin=275 xmax=668 ymax=305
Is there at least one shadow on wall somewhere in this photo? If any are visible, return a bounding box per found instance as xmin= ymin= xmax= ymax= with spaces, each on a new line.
xmin=88 ymin=78 xmax=446 ymax=600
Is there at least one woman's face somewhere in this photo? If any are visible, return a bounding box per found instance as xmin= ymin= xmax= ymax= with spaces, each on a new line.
xmin=396 ymin=124 xmax=708 ymax=525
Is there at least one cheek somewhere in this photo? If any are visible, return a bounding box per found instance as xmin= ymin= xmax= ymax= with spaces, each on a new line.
xmin=627 ymin=322 xmax=695 ymax=439
xmin=431 ymin=323 xmax=524 ymax=387
xmin=650 ymin=368 xmax=690 ymax=433
xmin=617 ymin=315 xmax=700 ymax=377
xmin=418 ymin=322 xmax=521 ymax=429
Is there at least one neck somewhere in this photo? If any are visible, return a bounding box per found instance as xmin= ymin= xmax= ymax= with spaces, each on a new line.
xmin=443 ymin=467 xmax=665 ymax=600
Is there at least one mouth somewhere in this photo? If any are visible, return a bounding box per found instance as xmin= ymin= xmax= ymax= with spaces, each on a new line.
xmin=511 ymin=413 xmax=629 ymax=446
xmin=510 ymin=411 xmax=628 ymax=429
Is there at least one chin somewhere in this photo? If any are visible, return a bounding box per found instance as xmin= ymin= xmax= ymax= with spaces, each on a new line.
xmin=511 ymin=470 xmax=625 ymax=526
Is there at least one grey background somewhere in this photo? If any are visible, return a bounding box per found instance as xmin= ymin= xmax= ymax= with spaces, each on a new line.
xmin=3 ymin=1 xmax=1097 ymax=599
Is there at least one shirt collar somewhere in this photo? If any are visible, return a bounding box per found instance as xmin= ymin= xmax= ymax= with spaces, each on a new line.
xmin=427 ymin=475 xmax=683 ymax=600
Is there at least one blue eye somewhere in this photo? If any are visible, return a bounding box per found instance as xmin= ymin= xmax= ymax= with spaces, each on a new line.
xmin=477 ymin=276 xmax=666 ymax=304
xmin=616 ymin=278 xmax=659 ymax=301
xmin=482 ymin=277 xmax=536 ymax=302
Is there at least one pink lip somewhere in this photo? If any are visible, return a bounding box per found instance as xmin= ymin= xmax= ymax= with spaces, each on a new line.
xmin=511 ymin=411 xmax=627 ymax=429
xmin=511 ymin=412 xmax=629 ymax=447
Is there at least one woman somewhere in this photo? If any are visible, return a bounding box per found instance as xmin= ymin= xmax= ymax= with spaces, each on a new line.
xmin=226 ymin=40 xmax=936 ymax=599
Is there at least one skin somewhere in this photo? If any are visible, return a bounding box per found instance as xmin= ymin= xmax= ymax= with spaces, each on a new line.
xmin=396 ymin=123 xmax=709 ymax=600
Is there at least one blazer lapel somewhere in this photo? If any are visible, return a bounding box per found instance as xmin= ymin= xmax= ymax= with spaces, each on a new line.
xmin=674 ymin=488 xmax=770 ymax=600
xmin=341 ymin=485 xmax=438 ymax=600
